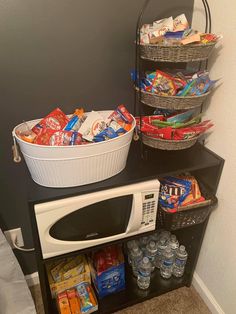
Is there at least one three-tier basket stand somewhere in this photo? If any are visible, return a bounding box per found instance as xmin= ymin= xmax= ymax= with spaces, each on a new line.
xmin=134 ymin=0 xmax=215 ymax=152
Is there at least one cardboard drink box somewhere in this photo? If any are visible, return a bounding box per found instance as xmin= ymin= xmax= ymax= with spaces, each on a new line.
xmin=89 ymin=246 xmax=125 ymax=298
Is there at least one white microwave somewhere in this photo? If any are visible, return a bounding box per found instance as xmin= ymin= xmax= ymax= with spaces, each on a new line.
xmin=34 ymin=179 xmax=160 ymax=259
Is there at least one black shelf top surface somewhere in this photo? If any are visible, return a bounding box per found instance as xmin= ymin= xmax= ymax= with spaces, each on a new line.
xmin=26 ymin=141 xmax=223 ymax=204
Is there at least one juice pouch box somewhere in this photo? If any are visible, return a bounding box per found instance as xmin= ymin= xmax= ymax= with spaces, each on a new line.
xmin=57 ymin=291 xmax=71 ymax=314
xmin=67 ymin=289 xmax=81 ymax=314
xmin=88 ymin=245 xmax=125 ymax=298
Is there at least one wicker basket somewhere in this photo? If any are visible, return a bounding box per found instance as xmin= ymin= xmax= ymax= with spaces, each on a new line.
xmin=142 ymin=133 xmax=199 ymax=150
xmin=157 ymin=187 xmax=217 ymax=230
xmin=139 ymin=42 xmax=216 ymax=62
xmin=136 ymin=88 xmax=210 ymax=110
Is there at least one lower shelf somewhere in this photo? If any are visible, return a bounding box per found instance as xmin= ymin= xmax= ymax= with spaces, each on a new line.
xmin=95 ymin=267 xmax=189 ymax=314
xmin=51 ymin=265 xmax=189 ymax=314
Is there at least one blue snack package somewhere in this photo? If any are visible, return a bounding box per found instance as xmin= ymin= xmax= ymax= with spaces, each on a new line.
xmin=159 ymin=176 xmax=192 ymax=209
xmin=93 ymin=127 xmax=118 ymax=142
xmin=76 ymin=282 xmax=96 ymax=313
xmin=164 ymin=30 xmax=185 ymax=39
xmin=64 ymin=115 xmax=79 ymax=131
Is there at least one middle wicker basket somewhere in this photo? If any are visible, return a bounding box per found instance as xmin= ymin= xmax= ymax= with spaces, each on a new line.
xmin=135 ymin=87 xmax=210 ymax=110
xmin=141 ymin=133 xmax=200 ymax=150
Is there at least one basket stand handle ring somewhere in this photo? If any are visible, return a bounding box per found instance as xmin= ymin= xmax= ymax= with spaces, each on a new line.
xmin=12 ymin=135 xmax=21 ymax=163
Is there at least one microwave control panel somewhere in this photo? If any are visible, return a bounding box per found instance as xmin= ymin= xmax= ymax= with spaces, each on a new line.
xmin=141 ymin=191 xmax=159 ymax=227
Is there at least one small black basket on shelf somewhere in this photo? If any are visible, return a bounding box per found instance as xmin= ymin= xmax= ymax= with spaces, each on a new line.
xmin=157 ymin=184 xmax=217 ymax=230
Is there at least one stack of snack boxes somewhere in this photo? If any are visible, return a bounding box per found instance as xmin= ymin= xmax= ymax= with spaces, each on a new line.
xmin=46 ymin=254 xmax=98 ymax=314
xmin=46 ymin=255 xmax=91 ymax=299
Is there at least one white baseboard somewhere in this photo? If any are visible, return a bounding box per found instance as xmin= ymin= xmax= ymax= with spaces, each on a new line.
xmin=193 ymin=272 xmax=225 ymax=314
xmin=25 ymin=272 xmax=39 ymax=287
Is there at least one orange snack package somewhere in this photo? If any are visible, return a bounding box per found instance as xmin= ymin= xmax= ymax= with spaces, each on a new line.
xmin=57 ymin=291 xmax=71 ymax=314
xmin=67 ymin=289 xmax=81 ymax=314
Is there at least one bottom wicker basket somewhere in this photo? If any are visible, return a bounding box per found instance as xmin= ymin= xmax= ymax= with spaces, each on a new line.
xmin=142 ymin=133 xmax=199 ymax=150
xmin=157 ymin=190 xmax=217 ymax=231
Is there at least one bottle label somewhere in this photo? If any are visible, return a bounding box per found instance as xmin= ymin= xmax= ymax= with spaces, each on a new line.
xmin=163 ymin=260 xmax=173 ymax=267
xmin=175 ymin=258 xmax=186 ymax=267
xmin=138 ymin=270 xmax=150 ymax=277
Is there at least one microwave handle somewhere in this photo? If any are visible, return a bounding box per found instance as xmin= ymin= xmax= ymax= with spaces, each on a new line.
xmin=126 ymin=192 xmax=142 ymax=233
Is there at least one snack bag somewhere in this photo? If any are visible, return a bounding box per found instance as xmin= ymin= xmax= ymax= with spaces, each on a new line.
xmin=34 ymin=129 xmax=82 ymax=146
xmin=64 ymin=108 xmax=86 ymax=132
xmin=173 ymin=120 xmax=214 ymax=140
xmin=173 ymin=14 xmax=189 ymax=32
xmin=67 ymin=289 xmax=81 ymax=314
xmin=16 ymin=122 xmax=37 ymax=143
xmin=78 ymin=111 xmax=107 ymax=142
xmin=76 ymin=282 xmax=97 ymax=314
xmin=57 ymin=291 xmax=71 ymax=314
xmin=32 ymin=108 xmax=69 ymax=135
xmin=159 ymin=176 xmax=192 ymax=209
xmin=150 ymin=16 xmax=174 ymax=39
xmin=152 ymin=70 xmax=177 ymax=96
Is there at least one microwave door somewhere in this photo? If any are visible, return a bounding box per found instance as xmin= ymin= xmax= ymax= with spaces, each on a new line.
xmin=49 ymin=195 xmax=132 ymax=241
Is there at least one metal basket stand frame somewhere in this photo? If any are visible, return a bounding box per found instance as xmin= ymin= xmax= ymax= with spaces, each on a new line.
xmin=134 ymin=0 xmax=212 ymax=152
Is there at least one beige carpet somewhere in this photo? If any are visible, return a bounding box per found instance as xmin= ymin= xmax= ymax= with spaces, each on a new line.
xmin=30 ymin=284 xmax=210 ymax=314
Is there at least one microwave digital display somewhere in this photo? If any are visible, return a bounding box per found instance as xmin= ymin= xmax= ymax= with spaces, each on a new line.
xmin=145 ymin=193 xmax=154 ymax=200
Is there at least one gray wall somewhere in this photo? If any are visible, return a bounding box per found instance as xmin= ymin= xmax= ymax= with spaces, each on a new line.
xmin=0 ymin=0 xmax=193 ymax=274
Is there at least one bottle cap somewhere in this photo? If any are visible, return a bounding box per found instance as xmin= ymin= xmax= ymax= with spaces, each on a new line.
xmin=143 ymin=257 xmax=149 ymax=264
xmin=170 ymin=234 xmax=177 ymax=241
xmin=149 ymin=241 xmax=156 ymax=248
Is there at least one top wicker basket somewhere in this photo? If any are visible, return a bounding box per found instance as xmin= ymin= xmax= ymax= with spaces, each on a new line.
xmin=139 ymin=42 xmax=216 ymax=62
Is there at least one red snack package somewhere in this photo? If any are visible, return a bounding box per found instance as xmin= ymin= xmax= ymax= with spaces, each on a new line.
xmin=135 ymin=115 xmax=164 ymax=125
xmin=103 ymin=245 xmax=119 ymax=268
xmin=135 ymin=119 xmax=172 ymax=139
xmin=49 ymin=131 xmax=77 ymax=146
xmin=34 ymin=129 xmax=82 ymax=146
xmin=32 ymin=108 xmax=69 ymax=135
xmin=116 ymin=105 xmax=133 ymax=124
xmin=145 ymin=127 xmax=173 ymax=140
xmin=173 ymin=120 xmax=213 ymax=140
xmin=34 ymin=129 xmax=56 ymax=145
xmin=94 ymin=251 xmax=106 ymax=273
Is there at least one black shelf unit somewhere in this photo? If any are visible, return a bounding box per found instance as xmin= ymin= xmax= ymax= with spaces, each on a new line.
xmin=27 ymin=142 xmax=224 ymax=314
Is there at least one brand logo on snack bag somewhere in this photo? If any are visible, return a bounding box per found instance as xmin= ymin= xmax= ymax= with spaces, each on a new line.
xmin=45 ymin=117 xmax=61 ymax=130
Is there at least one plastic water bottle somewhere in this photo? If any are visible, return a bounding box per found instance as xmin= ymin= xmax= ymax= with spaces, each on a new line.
xmin=155 ymin=237 xmax=167 ymax=269
xmin=159 ymin=230 xmax=171 ymax=242
xmin=127 ymin=240 xmax=138 ymax=265
xmin=145 ymin=240 xmax=157 ymax=272
xmin=172 ymin=245 xmax=188 ymax=278
xmin=129 ymin=246 xmax=143 ymax=277
xmin=149 ymin=232 xmax=160 ymax=242
xmin=139 ymin=236 xmax=149 ymax=252
xmin=137 ymin=257 xmax=152 ymax=290
xmin=160 ymin=247 xmax=174 ymax=279
xmin=168 ymin=234 xmax=179 ymax=255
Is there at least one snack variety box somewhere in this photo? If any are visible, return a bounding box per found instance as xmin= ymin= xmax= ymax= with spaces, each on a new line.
xmin=88 ymin=245 xmax=125 ymax=299
xmin=46 ymin=255 xmax=91 ymax=298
